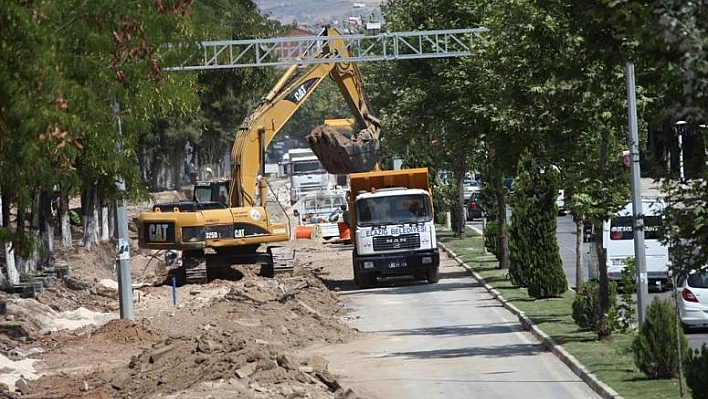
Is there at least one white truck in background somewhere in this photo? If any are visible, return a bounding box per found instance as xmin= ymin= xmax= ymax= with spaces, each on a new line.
xmin=588 ymin=198 xmax=671 ymax=290
xmin=293 ymin=190 xmax=348 ymax=240
xmin=286 ymin=148 xmax=337 ymax=205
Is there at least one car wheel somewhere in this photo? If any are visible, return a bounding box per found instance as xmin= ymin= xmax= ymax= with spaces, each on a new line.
xmin=682 ymin=323 xmax=691 ymax=334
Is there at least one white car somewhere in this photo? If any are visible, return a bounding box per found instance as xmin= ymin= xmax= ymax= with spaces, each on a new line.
xmin=677 ymin=271 xmax=708 ymax=332
xmin=463 ymin=177 xmax=481 ymax=197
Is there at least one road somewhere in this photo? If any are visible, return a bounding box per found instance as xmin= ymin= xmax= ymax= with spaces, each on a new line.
xmin=312 ymin=253 xmax=603 ymax=399
xmin=469 ymin=214 xmax=708 ymax=351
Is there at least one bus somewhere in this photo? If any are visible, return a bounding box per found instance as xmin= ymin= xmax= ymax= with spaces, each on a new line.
xmin=588 ymin=198 xmax=671 ymax=291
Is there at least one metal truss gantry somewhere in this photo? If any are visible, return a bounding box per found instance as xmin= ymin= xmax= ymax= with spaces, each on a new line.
xmin=166 ymin=27 xmax=489 ymax=71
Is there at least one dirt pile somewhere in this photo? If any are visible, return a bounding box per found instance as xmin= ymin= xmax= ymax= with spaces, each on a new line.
xmin=0 ymin=209 xmax=361 ymax=399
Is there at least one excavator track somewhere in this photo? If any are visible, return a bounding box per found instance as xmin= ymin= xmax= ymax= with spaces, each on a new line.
xmin=183 ymin=252 xmax=208 ymax=284
xmin=175 ymin=247 xmax=296 ymax=285
xmin=268 ymin=246 xmax=297 ymax=276
xmin=306 ymin=125 xmax=380 ymax=174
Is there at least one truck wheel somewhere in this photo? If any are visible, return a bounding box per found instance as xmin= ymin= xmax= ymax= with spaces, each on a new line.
xmin=357 ymin=272 xmax=373 ymax=289
xmin=427 ymin=267 xmax=440 ymax=284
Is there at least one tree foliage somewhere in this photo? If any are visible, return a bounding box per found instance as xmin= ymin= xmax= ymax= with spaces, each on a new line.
xmin=508 ymin=153 xmax=567 ymax=298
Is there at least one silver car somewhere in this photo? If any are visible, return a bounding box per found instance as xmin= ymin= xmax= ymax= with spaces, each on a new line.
xmin=677 ymin=271 xmax=708 ymax=332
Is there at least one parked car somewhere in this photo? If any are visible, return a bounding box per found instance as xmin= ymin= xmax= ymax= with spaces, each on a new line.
xmin=677 ymin=270 xmax=708 ymax=332
xmin=465 ymin=192 xmax=485 ymax=221
xmin=463 ymin=176 xmax=481 ymax=197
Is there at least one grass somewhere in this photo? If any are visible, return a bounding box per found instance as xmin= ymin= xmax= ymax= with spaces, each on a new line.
xmin=437 ymin=227 xmax=688 ymax=399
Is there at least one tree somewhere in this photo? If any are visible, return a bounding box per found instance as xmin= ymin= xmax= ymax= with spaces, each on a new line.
xmin=366 ymin=0 xmax=489 ymax=238
xmin=0 ymin=0 xmax=200 ymax=279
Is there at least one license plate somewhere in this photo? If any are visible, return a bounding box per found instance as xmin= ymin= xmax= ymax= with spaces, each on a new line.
xmin=389 ymin=260 xmax=407 ymax=268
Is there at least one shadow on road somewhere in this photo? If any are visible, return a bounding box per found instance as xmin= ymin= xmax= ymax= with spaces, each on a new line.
xmin=382 ymin=342 xmax=543 ymax=360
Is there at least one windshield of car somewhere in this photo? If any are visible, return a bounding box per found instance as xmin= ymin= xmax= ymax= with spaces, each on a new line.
xmin=687 ymin=272 xmax=708 ymax=288
xmin=356 ymin=194 xmax=432 ymax=226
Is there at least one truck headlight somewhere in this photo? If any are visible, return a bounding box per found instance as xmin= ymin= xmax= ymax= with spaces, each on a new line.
xmin=364 ymin=261 xmax=374 ymax=269
xmin=422 ymin=256 xmax=432 ymax=264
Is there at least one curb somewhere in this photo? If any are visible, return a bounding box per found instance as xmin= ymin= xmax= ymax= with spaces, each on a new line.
xmin=438 ymin=239 xmax=624 ymax=399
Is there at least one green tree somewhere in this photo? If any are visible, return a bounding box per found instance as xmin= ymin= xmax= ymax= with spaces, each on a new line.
xmin=632 ymin=297 xmax=688 ymax=380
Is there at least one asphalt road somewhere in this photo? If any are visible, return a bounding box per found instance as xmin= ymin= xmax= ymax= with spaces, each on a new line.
xmin=468 ymin=214 xmax=708 ymax=351
xmin=313 ymin=253 xmax=603 ymax=399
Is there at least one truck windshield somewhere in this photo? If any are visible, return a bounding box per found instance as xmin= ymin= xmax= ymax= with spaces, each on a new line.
xmin=356 ymin=194 xmax=432 ymax=226
xmin=303 ymin=195 xmax=346 ymax=214
xmin=292 ymin=160 xmax=324 ymax=175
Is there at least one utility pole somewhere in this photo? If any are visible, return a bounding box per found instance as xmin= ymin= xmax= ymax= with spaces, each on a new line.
xmin=112 ymin=100 xmax=134 ymax=320
xmin=625 ymin=62 xmax=649 ymax=326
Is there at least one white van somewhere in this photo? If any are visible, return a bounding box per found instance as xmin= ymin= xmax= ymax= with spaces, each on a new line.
xmin=588 ymin=198 xmax=671 ymax=290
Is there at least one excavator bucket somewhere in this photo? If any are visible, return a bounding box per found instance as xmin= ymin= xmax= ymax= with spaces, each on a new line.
xmin=306 ymin=125 xmax=380 ymax=174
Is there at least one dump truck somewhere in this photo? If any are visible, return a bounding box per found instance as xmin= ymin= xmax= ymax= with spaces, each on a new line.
xmin=347 ymin=168 xmax=440 ymax=288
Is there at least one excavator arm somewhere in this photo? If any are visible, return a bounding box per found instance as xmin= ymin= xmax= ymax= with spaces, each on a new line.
xmin=230 ymin=26 xmax=381 ymax=208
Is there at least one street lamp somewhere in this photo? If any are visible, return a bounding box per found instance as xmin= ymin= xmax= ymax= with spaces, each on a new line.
xmin=675 ymin=120 xmax=687 ymax=182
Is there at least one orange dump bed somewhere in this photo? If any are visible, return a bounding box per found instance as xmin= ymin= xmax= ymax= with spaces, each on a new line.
xmin=348 ymin=168 xmax=430 ymax=199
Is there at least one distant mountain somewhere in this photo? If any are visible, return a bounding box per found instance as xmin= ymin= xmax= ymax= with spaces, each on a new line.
xmin=252 ymin=0 xmax=382 ymax=25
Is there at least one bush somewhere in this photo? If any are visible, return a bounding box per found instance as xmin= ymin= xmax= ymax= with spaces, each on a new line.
xmin=631 ymin=297 xmax=688 ymax=379
xmin=610 ymin=259 xmax=636 ymax=334
xmin=572 ymin=281 xmax=617 ymax=332
xmin=685 ymin=344 xmax=708 ymax=399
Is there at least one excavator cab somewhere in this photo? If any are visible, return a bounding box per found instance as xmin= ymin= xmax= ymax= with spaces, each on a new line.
xmin=193 ymin=180 xmax=230 ymax=206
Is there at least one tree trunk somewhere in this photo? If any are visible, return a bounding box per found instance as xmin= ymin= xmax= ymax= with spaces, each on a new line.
xmin=27 ymin=191 xmax=42 ymax=273
xmin=575 ymin=216 xmax=584 ymax=291
xmin=3 ymin=242 xmax=18 ymax=286
xmin=108 ymin=202 xmax=115 ymax=240
xmin=81 ymin=183 xmax=99 ymax=250
xmin=40 ymin=191 xmax=54 ymax=261
xmin=60 ymin=192 xmax=72 ymax=248
xmin=101 ymin=202 xmax=110 ymax=242
xmin=598 ymin=245 xmax=612 ymax=341
xmin=0 ymin=192 xmax=19 ymax=287
xmin=15 ymin=207 xmax=28 ymax=276
xmin=496 ymin=188 xmax=509 ymax=270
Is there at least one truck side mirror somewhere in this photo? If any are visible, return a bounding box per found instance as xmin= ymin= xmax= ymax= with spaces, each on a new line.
xmin=293 ymin=209 xmax=299 ymax=217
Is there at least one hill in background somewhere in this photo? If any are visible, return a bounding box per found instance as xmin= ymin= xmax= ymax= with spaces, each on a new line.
xmin=252 ymin=0 xmax=382 ymax=25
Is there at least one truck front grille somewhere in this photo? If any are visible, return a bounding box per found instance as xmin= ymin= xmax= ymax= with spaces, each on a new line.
xmin=373 ymin=234 xmax=420 ymax=251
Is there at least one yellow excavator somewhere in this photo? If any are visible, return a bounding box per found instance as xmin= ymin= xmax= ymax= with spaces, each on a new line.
xmin=137 ymin=26 xmax=381 ymax=283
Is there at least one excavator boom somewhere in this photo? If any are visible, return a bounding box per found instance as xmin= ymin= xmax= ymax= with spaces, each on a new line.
xmin=230 ymin=26 xmax=381 ymax=208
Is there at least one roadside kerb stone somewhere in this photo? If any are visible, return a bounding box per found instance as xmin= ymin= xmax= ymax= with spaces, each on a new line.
xmin=438 ymin=240 xmax=624 ymax=399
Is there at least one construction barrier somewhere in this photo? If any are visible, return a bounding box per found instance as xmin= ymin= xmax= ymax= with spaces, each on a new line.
xmin=295 ymin=225 xmax=312 ymax=239
xmin=337 ymin=222 xmax=351 ymax=240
